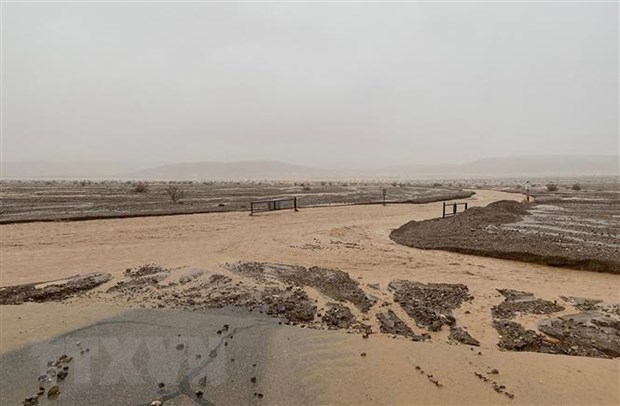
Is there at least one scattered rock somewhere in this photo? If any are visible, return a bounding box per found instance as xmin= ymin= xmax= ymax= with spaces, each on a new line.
xmin=229 ymin=262 xmax=376 ymax=312
xmin=322 ymin=303 xmax=357 ymax=329
xmin=47 ymin=385 xmax=60 ymax=399
xmin=262 ymin=288 xmax=316 ymax=322
xmin=492 ymin=289 xmax=564 ymax=319
xmin=448 ymin=326 xmax=480 ymax=346
xmin=389 ymin=280 xmax=473 ymax=331
xmin=376 ymin=310 xmax=420 ymax=339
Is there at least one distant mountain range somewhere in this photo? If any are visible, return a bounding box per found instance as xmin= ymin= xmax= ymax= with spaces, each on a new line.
xmin=1 ymin=155 xmax=618 ymax=180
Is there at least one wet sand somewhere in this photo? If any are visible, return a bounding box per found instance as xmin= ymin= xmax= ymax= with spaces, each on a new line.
xmin=1 ymin=190 xmax=619 ymax=405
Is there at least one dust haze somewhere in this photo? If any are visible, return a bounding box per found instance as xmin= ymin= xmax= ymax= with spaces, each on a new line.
xmin=2 ymin=2 xmax=619 ymax=170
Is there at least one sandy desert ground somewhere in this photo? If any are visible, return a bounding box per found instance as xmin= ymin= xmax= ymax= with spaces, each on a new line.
xmin=1 ymin=189 xmax=619 ymax=405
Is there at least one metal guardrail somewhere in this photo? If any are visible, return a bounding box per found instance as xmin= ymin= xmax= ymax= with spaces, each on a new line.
xmin=442 ymin=201 xmax=468 ymax=218
xmin=250 ymin=197 xmax=298 ymax=215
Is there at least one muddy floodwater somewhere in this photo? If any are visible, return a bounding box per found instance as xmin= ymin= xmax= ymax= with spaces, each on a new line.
xmin=0 ymin=180 xmax=473 ymax=223
xmin=1 ymin=188 xmax=618 ymax=405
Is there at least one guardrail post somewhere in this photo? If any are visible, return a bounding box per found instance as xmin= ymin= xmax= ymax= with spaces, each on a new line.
xmin=294 ymin=196 xmax=298 ymax=211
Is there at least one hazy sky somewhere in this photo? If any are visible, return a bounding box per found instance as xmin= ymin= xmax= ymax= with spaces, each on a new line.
xmin=2 ymin=1 xmax=618 ymax=167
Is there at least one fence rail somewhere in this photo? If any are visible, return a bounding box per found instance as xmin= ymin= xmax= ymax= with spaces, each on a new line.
xmin=250 ymin=197 xmax=298 ymax=215
xmin=442 ymin=201 xmax=468 ymax=218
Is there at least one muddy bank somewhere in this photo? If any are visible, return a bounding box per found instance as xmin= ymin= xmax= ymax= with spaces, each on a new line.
xmin=490 ymin=289 xmax=620 ymax=359
xmin=493 ymin=313 xmax=620 ymax=359
xmin=390 ymin=199 xmax=620 ymax=273
xmin=3 ymin=263 xmax=619 ymax=360
xmin=0 ymin=273 xmax=111 ymax=305
xmin=227 ymin=262 xmax=376 ymax=312
xmin=0 ymin=180 xmax=474 ymax=224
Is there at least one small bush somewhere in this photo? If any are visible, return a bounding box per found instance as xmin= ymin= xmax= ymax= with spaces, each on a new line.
xmin=571 ymin=183 xmax=581 ymax=191
xmin=167 ymin=185 xmax=185 ymax=203
xmin=546 ymin=183 xmax=558 ymax=192
xmin=132 ymin=181 xmax=149 ymax=193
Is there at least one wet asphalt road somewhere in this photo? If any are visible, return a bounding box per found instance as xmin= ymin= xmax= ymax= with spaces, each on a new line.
xmin=0 ymin=308 xmax=282 ymax=405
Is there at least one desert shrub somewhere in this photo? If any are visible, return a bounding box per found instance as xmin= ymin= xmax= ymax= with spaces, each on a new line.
xmin=546 ymin=183 xmax=558 ymax=192
xmin=167 ymin=185 xmax=185 ymax=203
xmin=132 ymin=181 xmax=149 ymax=193
xmin=302 ymin=185 xmax=312 ymax=191
xmin=571 ymin=183 xmax=581 ymax=191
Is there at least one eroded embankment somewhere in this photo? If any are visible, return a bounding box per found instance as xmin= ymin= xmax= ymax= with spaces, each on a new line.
xmin=390 ymin=200 xmax=620 ymax=273
xmin=2 ymin=262 xmax=619 ymax=360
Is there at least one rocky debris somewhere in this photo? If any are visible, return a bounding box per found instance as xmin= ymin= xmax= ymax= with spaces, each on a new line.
xmin=262 ymin=288 xmax=316 ymax=322
xmin=208 ymin=274 xmax=232 ymax=284
xmin=491 ymin=289 xmax=564 ymax=319
xmin=389 ymin=280 xmax=472 ymax=331
xmin=320 ymin=302 xmax=372 ymax=334
xmin=47 ymin=385 xmax=60 ymax=399
xmin=124 ymin=263 xmax=166 ymax=278
xmin=376 ymin=310 xmax=419 ymax=339
xmin=537 ymin=312 xmax=620 ymax=358
xmin=21 ymin=353 xmax=73 ymax=404
xmin=494 ymin=319 xmax=559 ymax=353
xmin=228 ymin=262 xmax=376 ymax=312
xmin=22 ymin=395 xmax=39 ymax=405
xmin=425 ymin=373 xmax=443 ymax=388
xmin=561 ymin=296 xmax=602 ymax=311
xmin=322 ymin=303 xmax=357 ymax=329
xmin=493 ymin=318 xmax=616 ymax=358
xmin=329 ymin=240 xmax=363 ymax=250
xmin=391 ymin=197 xmax=620 ymax=274
xmin=290 ymin=242 xmax=325 ymax=251
xmin=0 ymin=272 xmax=112 ymax=305
xmin=448 ymin=326 xmax=480 ymax=346
xmin=474 ymin=372 xmax=514 ymax=399
xmin=107 ymin=265 xmax=169 ymax=294
xmin=179 ymin=269 xmax=205 ymax=284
